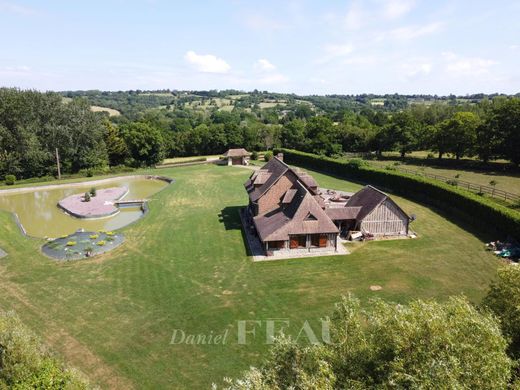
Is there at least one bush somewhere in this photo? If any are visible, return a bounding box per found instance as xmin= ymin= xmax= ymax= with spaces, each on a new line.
xmin=264 ymin=151 xmax=273 ymax=162
xmin=251 ymin=151 xmax=259 ymax=160
xmin=90 ymin=187 xmax=97 ymax=197
xmin=84 ymin=169 xmax=93 ymax=177
xmin=84 ymin=192 xmax=91 ymax=202
xmin=225 ymin=295 xmax=512 ymax=389
xmin=274 ymin=148 xmax=520 ymax=240
xmin=446 ymin=179 xmax=458 ymax=186
xmin=0 ymin=312 xmax=89 ymax=389
xmin=345 ymin=158 xmax=368 ymax=170
xmin=5 ymin=174 xmax=16 ymax=185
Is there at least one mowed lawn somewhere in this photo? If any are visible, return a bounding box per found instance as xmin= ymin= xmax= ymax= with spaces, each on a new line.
xmin=0 ymin=164 xmax=502 ymax=389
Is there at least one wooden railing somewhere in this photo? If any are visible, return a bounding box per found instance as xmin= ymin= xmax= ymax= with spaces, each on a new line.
xmin=393 ymin=166 xmax=520 ymax=203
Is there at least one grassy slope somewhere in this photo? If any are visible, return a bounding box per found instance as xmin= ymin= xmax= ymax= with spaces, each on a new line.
xmin=0 ymin=164 xmax=501 ymax=389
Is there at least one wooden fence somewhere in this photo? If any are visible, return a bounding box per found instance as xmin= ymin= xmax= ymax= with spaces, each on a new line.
xmin=395 ymin=166 xmax=520 ymax=203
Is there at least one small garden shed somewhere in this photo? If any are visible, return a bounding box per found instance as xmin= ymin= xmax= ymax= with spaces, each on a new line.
xmin=223 ymin=148 xmax=251 ymax=166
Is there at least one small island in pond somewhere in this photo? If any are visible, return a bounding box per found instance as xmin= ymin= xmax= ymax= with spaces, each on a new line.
xmin=57 ymin=186 xmax=128 ymax=219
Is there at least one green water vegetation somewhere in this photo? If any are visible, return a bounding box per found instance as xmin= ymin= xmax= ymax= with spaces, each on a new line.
xmin=66 ymin=241 xmax=76 ymax=247
xmin=89 ymin=234 xmax=98 ymax=240
xmin=0 ymin=163 xmax=507 ymax=388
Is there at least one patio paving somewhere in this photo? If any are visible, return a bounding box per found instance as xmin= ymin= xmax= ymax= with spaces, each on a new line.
xmin=58 ymin=187 xmax=128 ymax=219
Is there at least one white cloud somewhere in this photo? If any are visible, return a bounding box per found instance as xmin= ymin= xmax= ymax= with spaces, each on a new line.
xmin=184 ymin=51 xmax=230 ymax=74
xmin=377 ymin=21 xmax=443 ymax=41
xmin=381 ymin=0 xmax=416 ymax=19
xmin=0 ymin=0 xmax=36 ymax=15
xmin=255 ymin=59 xmax=276 ymax=71
xmin=344 ymin=3 xmax=365 ymax=30
xmin=444 ymin=53 xmax=497 ymax=75
xmin=316 ymin=43 xmax=355 ymax=64
xmin=510 ymin=44 xmax=520 ymax=50
xmin=401 ymin=60 xmax=432 ymax=77
xmin=343 ymin=55 xmax=380 ymax=66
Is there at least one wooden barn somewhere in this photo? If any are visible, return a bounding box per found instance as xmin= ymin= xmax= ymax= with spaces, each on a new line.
xmin=327 ymin=186 xmax=410 ymax=237
xmin=222 ymin=148 xmax=251 ymax=166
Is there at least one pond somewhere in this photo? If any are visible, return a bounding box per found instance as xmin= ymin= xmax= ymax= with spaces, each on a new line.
xmin=0 ymin=176 xmax=169 ymax=238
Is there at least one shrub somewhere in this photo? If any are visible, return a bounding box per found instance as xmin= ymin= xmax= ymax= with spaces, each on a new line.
xmin=264 ymin=151 xmax=273 ymax=162
xmin=97 ymin=240 xmax=106 ymax=246
xmin=427 ymin=152 xmax=435 ymax=159
xmin=90 ymin=187 xmax=97 ymax=197
xmin=5 ymin=174 xmax=16 ymax=185
xmin=251 ymin=151 xmax=259 ymax=160
xmin=84 ymin=169 xmax=93 ymax=178
xmin=84 ymin=192 xmax=91 ymax=202
xmin=385 ymin=165 xmax=397 ymax=171
xmin=66 ymin=241 xmax=76 ymax=246
xmin=345 ymin=158 xmax=368 ymax=170
xmin=274 ymin=148 xmax=520 ymax=240
xmin=224 ymin=295 xmax=513 ymax=389
xmin=89 ymin=234 xmax=98 ymax=240
xmin=446 ymin=179 xmax=458 ymax=186
xmin=0 ymin=312 xmax=89 ymax=388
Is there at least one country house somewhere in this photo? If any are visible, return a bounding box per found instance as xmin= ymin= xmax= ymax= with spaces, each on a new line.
xmin=243 ymin=155 xmax=411 ymax=255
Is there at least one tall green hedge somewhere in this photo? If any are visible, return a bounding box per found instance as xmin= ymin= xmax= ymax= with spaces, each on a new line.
xmin=276 ymin=149 xmax=520 ymax=240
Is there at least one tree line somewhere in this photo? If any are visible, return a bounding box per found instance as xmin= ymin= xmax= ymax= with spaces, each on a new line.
xmin=1 ymin=88 xmax=519 ymax=182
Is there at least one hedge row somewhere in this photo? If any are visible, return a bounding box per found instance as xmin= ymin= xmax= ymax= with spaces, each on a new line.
xmin=276 ymin=148 xmax=520 ymax=240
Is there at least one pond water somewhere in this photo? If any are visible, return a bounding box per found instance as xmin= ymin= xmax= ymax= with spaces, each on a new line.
xmin=0 ymin=177 xmax=169 ymax=238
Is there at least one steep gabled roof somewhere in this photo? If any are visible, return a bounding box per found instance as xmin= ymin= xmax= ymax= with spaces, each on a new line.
xmin=253 ymin=181 xmax=338 ymax=241
xmin=244 ymin=157 xmax=319 ymax=203
xmin=346 ymin=185 xmax=409 ymax=221
xmin=244 ymin=157 xmax=290 ymax=202
xmin=223 ymin=148 xmax=251 ymax=157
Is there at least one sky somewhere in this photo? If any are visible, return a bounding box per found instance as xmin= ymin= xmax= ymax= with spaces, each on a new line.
xmin=0 ymin=0 xmax=519 ymax=95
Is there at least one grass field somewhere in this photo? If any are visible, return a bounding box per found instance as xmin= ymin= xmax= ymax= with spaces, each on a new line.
xmin=367 ymin=159 xmax=520 ymax=196
xmin=90 ymin=105 xmax=121 ymax=117
xmin=0 ymin=164 xmax=502 ymax=388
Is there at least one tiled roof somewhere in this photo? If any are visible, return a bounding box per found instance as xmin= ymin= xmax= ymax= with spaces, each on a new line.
xmin=244 ymin=157 xmax=289 ymax=202
xmin=253 ymin=181 xmax=338 ymax=241
xmin=325 ymin=206 xmax=362 ymax=220
xmin=346 ymin=185 xmax=408 ymax=221
xmin=223 ymin=148 xmax=251 ymax=157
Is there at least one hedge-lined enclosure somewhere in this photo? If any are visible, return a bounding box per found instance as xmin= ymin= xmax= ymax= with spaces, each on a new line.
xmin=276 ymin=149 xmax=520 ymax=240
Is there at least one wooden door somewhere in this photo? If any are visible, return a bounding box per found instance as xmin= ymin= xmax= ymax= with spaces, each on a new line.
xmin=290 ymin=237 xmax=298 ymax=249
xmin=319 ymin=234 xmax=328 ymax=248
